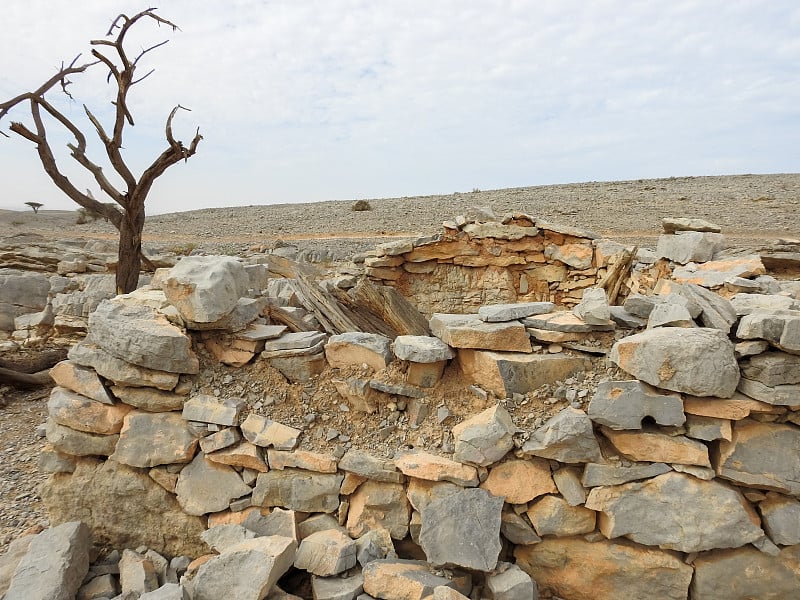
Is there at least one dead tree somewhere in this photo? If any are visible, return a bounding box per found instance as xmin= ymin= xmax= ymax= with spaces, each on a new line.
xmin=0 ymin=8 xmax=201 ymax=294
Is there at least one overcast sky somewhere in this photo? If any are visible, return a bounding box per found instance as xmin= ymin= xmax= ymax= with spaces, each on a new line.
xmin=1 ymin=0 xmax=798 ymax=214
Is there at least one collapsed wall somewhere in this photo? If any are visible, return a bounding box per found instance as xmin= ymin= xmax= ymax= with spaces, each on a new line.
xmin=19 ymin=218 xmax=800 ymax=599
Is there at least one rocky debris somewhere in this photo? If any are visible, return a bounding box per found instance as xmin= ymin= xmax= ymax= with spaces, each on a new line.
xmin=429 ymin=313 xmax=531 ymax=352
xmin=3 ymin=521 xmax=90 ymax=600
xmin=610 ymin=327 xmax=740 ymax=397
xmin=587 ymin=380 xmax=685 ymax=429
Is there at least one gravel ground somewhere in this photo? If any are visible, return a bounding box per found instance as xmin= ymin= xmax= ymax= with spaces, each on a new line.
xmin=0 ymin=172 xmax=798 ymax=554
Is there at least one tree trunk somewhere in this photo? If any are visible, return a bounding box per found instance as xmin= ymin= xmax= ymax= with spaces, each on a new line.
xmin=116 ymin=205 xmax=145 ymax=294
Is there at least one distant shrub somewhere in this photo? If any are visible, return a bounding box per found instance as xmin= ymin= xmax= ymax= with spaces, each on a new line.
xmin=472 ymin=187 xmax=481 ymax=193
xmin=352 ymin=200 xmax=372 ymax=212
xmin=168 ymin=242 xmax=198 ymax=256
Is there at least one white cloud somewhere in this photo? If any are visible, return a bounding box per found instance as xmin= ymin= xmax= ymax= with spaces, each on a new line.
xmin=0 ymin=0 xmax=798 ymax=212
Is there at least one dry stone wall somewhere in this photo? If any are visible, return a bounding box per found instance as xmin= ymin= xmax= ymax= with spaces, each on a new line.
xmin=6 ymin=218 xmax=800 ymax=600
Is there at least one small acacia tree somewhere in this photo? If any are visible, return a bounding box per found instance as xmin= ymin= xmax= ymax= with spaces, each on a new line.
xmin=0 ymin=8 xmax=201 ymax=293
xmin=24 ymin=201 xmax=44 ymax=214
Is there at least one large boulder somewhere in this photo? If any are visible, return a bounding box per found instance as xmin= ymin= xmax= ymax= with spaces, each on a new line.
xmin=162 ymin=255 xmax=248 ymax=323
xmin=41 ymin=458 xmax=207 ymax=557
xmin=610 ymin=327 xmax=739 ymax=397
xmin=585 ymin=472 xmax=763 ymax=552
xmin=0 ymin=270 xmax=50 ymax=331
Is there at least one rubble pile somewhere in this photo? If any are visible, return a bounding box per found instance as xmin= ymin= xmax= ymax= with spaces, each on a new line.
xmin=1 ymin=214 xmax=800 ymax=600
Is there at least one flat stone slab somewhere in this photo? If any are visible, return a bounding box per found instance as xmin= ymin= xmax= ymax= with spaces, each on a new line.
xmin=325 ymin=332 xmax=393 ymax=371
xmin=522 ymin=407 xmax=603 ymax=464
xmin=429 ymin=314 xmax=532 ymax=352
xmin=672 ymin=255 xmax=766 ymax=288
xmin=392 ymin=335 xmax=455 ymax=363
xmin=478 ymin=302 xmax=555 ymax=322
xmin=49 ymin=360 xmax=113 ymax=404
xmin=585 ymin=472 xmax=763 ymax=552
xmin=480 ymin=458 xmax=557 ymax=504
xmin=182 ymin=395 xmax=246 ymax=426
xmin=737 ymin=377 xmax=800 ymax=408
xmin=451 ymin=404 xmax=518 ymax=466
xmin=394 ymin=450 xmax=479 ymax=486
xmin=112 ymin=411 xmax=199 ymax=468
xmin=739 ymin=350 xmax=800 ymax=386
xmin=522 ymin=311 xmax=614 ymax=332
xmin=68 ymin=342 xmax=179 ymax=390
xmin=163 ymin=255 xmax=249 ymax=323
xmin=252 ymin=469 xmax=344 ymax=513
xmin=581 ymin=462 xmax=671 ymax=487
xmin=587 ymin=380 xmax=685 ymax=430
xmin=602 ymin=427 xmax=711 ymax=467
xmin=48 ymin=386 xmax=131 ymax=435
xmin=262 ymin=331 xmax=327 ymax=352
xmin=656 ymin=231 xmax=724 ymax=264
xmin=662 ymin=217 xmax=721 ymax=233
xmin=240 ymin=414 xmax=301 ymax=450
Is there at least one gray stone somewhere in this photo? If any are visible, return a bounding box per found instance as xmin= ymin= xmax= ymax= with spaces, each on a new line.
xmin=581 ymin=462 xmax=671 ymax=487
xmin=269 ymin=352 xmax=326 ymax=383
xmin=163 ymin=255 xmax=248 ymax=323
xmin=737 ymin=377 xmax=800 ymax=407
xmin=714 ymin=419 xmax=800 ymax=495
xmin=656 ymin=231 xmax=724 ymax=264
xmin=4 ymin=522 xmax=91 ymax=600
xmin=585 ymin=472 xmax=763 ymax=552
xmin=46 ymin=418 xmax=118 ymax=457
xmin=312 ymin=573 xmax=364 ymax=600
xmin=522 ymin=311 xmax=614 ymax=332
xmin=199 ymin=427 xmax=242 ymax=454
xmin=552 ymin=467 xmax=586 ymax=506
xmin=683 ymin=283 xmax=738 ymax=333
xmin=451 ymin=404 xmax=518 ymax=466
xmin=297 ymin=514 xmax=347 ymax=540
xmin=262 ymin=331 xmax=327 ymax=352
xmin=573 ymin=288 xmax=610 ymax=325
xmin=200 ymin=524 xmax=257 ymax=553
xmin=522 ymin=407 xmax=603 ymax=463
xmin=325 ymin=332 xmax=394 ymax=370
xmin=69 ymin=341 xmax=179 ymax=390
xmin=608 ymin=306 xmax=646 ymax=328
xmin=661 ymin=217 xmax=721 ymax=233
xmin=646 ymin=302 xmax=694 ymax=328
xmin=355 ymin=528 xmax=397 ymax=566
xmin=139 ymin=584 xmax=188 ymax=600
xmin=587 ymin=380 xmax=685 ymax=430
xmin=392 ymin=335 xmax=455 ymax=363
xmin=111 ymin=386 xmax=186 ymax=412
xmin=734 ymin=339 xmax=769 ymax=358
xmin=112 ymin=411 xmax=199 ymax=468
xmin=252 ymin=469 xmax=344 ymax=513
xmin=740 ymin=351 xmax=800 ymax=386
xmin=369 ymin=380 xmax=425 ymax=398
xmin=419 ymin=488 xmax=503 ymax=571
xmin=48 ymin=386 xmax=131 ymax=435
xmin=88 ymin=300 xmax=199 ymax=373
xmin=241 ymin=413 xmax=301 ymax=450
xmin=672 ymin=255 xmax=767 ymax=289
xmin=181 ymin=395 xmax=246 ymax=426
xmin=0 ymin=270 xmax=49 ymax=331
xmin=78 ymin=573 xmax=119 ymax=600
xmin=526 ymin=495 xmax=595 ymax=537
xmin=294 ymin=529 xmax=357 ymax=576
xmin=485 ymin=563 xmax=536 ymax=600
xmin=478 ymin=302 xmax=555 ymax=323
xmin=362 ymin=559 xmax=468 ymax=600
xmin=758 ymin=492 xmax=800 ymax=546
xmin=684 ymin=414 xmax=731 ymax=441
xmin=175 ymin=453 xmax=251 ymax=516
xmin=346 ymin=481 xmax=410 ymax=540
xmin=623 ymin=293 xmax=657 ymax=318
xmin=38 ymin=445 xmax=77 ymax=473
xmin=49 ymin=360 xmax=113 ymax=404
xmin=730 ymin=293 xmax=796 ymax=316
xmin=184 ymin=296 xmax=265 ymax=331
xmin=500 ymin=512 xmax=541 ymax=545
xmin=243 ymin=507 xmax=300 ymax=539
xmin=610 ymin=327 xmax=739 ymax=397
xmin=190 ymin=536 xmax=297 ymax=600
xmin=691 ymin=545 xmax=800 ymax=600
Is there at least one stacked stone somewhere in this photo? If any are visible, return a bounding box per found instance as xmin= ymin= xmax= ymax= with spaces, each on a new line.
xmin=362 ymin=213 xmax=610 ymax=314
xmin=21 ymin=240 xmax=800 ymax=599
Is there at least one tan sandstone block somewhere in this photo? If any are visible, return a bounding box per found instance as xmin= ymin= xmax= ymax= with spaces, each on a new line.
xmin=480 ymin=458 xmax=556 ymax=504
xmin=395 ymin=451 xmax=478 ymax=487
xmin=601 ymin=427 xmax=711 ymax=467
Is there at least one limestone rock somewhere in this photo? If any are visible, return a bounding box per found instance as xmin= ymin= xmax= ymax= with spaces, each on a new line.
xmin=175 ymin=453 xmax=251 ymax=516
xmin=294 ymin=529 xmax=357 ymax=576
xmin=552 ymin=466 xmax=586 ymax=506
xmin=69 ymin=341 xmax=179 ymax=390
xmin=601 ymin=427 xmax=711 ymax=467
xmin=683 ymin=392 xmax=782 ymax=420
xmin=182 ymin=395 xmax=245 ymax=426
xmin=646 ymin=302 xmax=694 ymax=328
xmin=690 ymin=545 xmax=800 ymax=600
xmin=4 ymin=522 xmax=91 ymax=600
xmin=526 ymin=495 xmax=595 ymax=537
xmin=739 ymin=350 xmax=800 ymax=386
xmin=362 ymin=559 xmax=469 ymax=600
xmin=610 ymin=327 xmax=739 ymax=397
xmin=268 ymin=449 xmax=338 ymax=473
xmin=392 ymin=335 xmax=455 ymax=363
xmin=119 ymin=549 xmax=159 ymax=595
xmin=515 ymin=537 xmax=692 ymax=600
xmin=163 ymin=255 xmax=248 ymax=323
xmin=522 ymin=407 xmax=603 ymax=463
xmin=111 ymin=386 xmax=186 ymax=412
xmin=458 ymin=350 xmax=588 ymax=397
xmin=581 ymin=462 xmax=671 ymax=487
xmin=339 ymin=449 xmax=403 ymax=483
xmin=252 ymin=469 xmax=344 ymax=513
xmin=672 ymin=255 xmax=766 ymax=288
xmin=429 ymin=313 xmax=531 ymax=352
xmin=112 ymin=411 xmax=199 ymax=468
xmin=522 ymin=311 xmax=614 ymax=332
xmin=485 ymin=563 xmax=536 ymax=600
xmin=325 ymin=332 xmax=393 ymax=371
xmin=199 ymin=427 xmax=242 ymax=454
xmin=49 ymin=360 xmax=113 ymax=404
xmin=355 ymin=528 xmax=397 ymax=566
xmin=48 ymin=386 xmax=131 ymax=435
xmin=405 ymin=479 xmax=463 ymax=512
xmin=587 ymin=380 xmax=685 ymax=430
xmin=714 ymin=419 xmax=800 ymax=495
xmin=201 ymin=524 xmax=256 ymax=553
xmin=269 ymin=352 xmax=326 ymax=383
xmin=573 ymin=287 xmax=610 ymax=325
xmin=544 ymin=242 xmax=593 ymax=269
xmin=241 ymin=413 xmax=301 ymax=450
xmin=190 ymin=536 xmax=297 ymax=600
xmin=684 ymin=414 xmax=731 ymax=441
xmin=139 ymin=584 xmax=187 ymax=600
xmin=243 ymin=507 xmax=300 ymax=540
xmin=394 ymin=451 xmax=479 ymax=486
xmin=759 ymin=492 xmax=800 ymax=546
xmin=730 ymin=293 xmax=796 ymax=316
xmin=45 ymin=419 xmax=118 ymax=457
xmin=88 ymin=299 xmax=198 ymax=373
xmin=480 ymin=458 xmax=557 ymax=504
xmin=478 ymin=302 xmax=555 ymax=323
xmin=347 ymin=481 xmax=410 ymax=540
xmin=262 ymin=331 xmax=327 ymax=353
xmin=451 ymin=404 xmax=518 ymax=466
xmin=208 ymin=440 xmax=268 ymax=472
xmin=500 ymin=511 xmax=541 ymax=546
xmin=419 ymin=488 xmax=503 ymax=571
xmin=662 ymin=217 xmax=721 ymax=233
xmin=656 ymin=231 xmax=724 ymax=264
xmin=585 ymin=471 xmax=763 ymax=552
xmin=41 ymin=458 xmax=207 ymax=557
